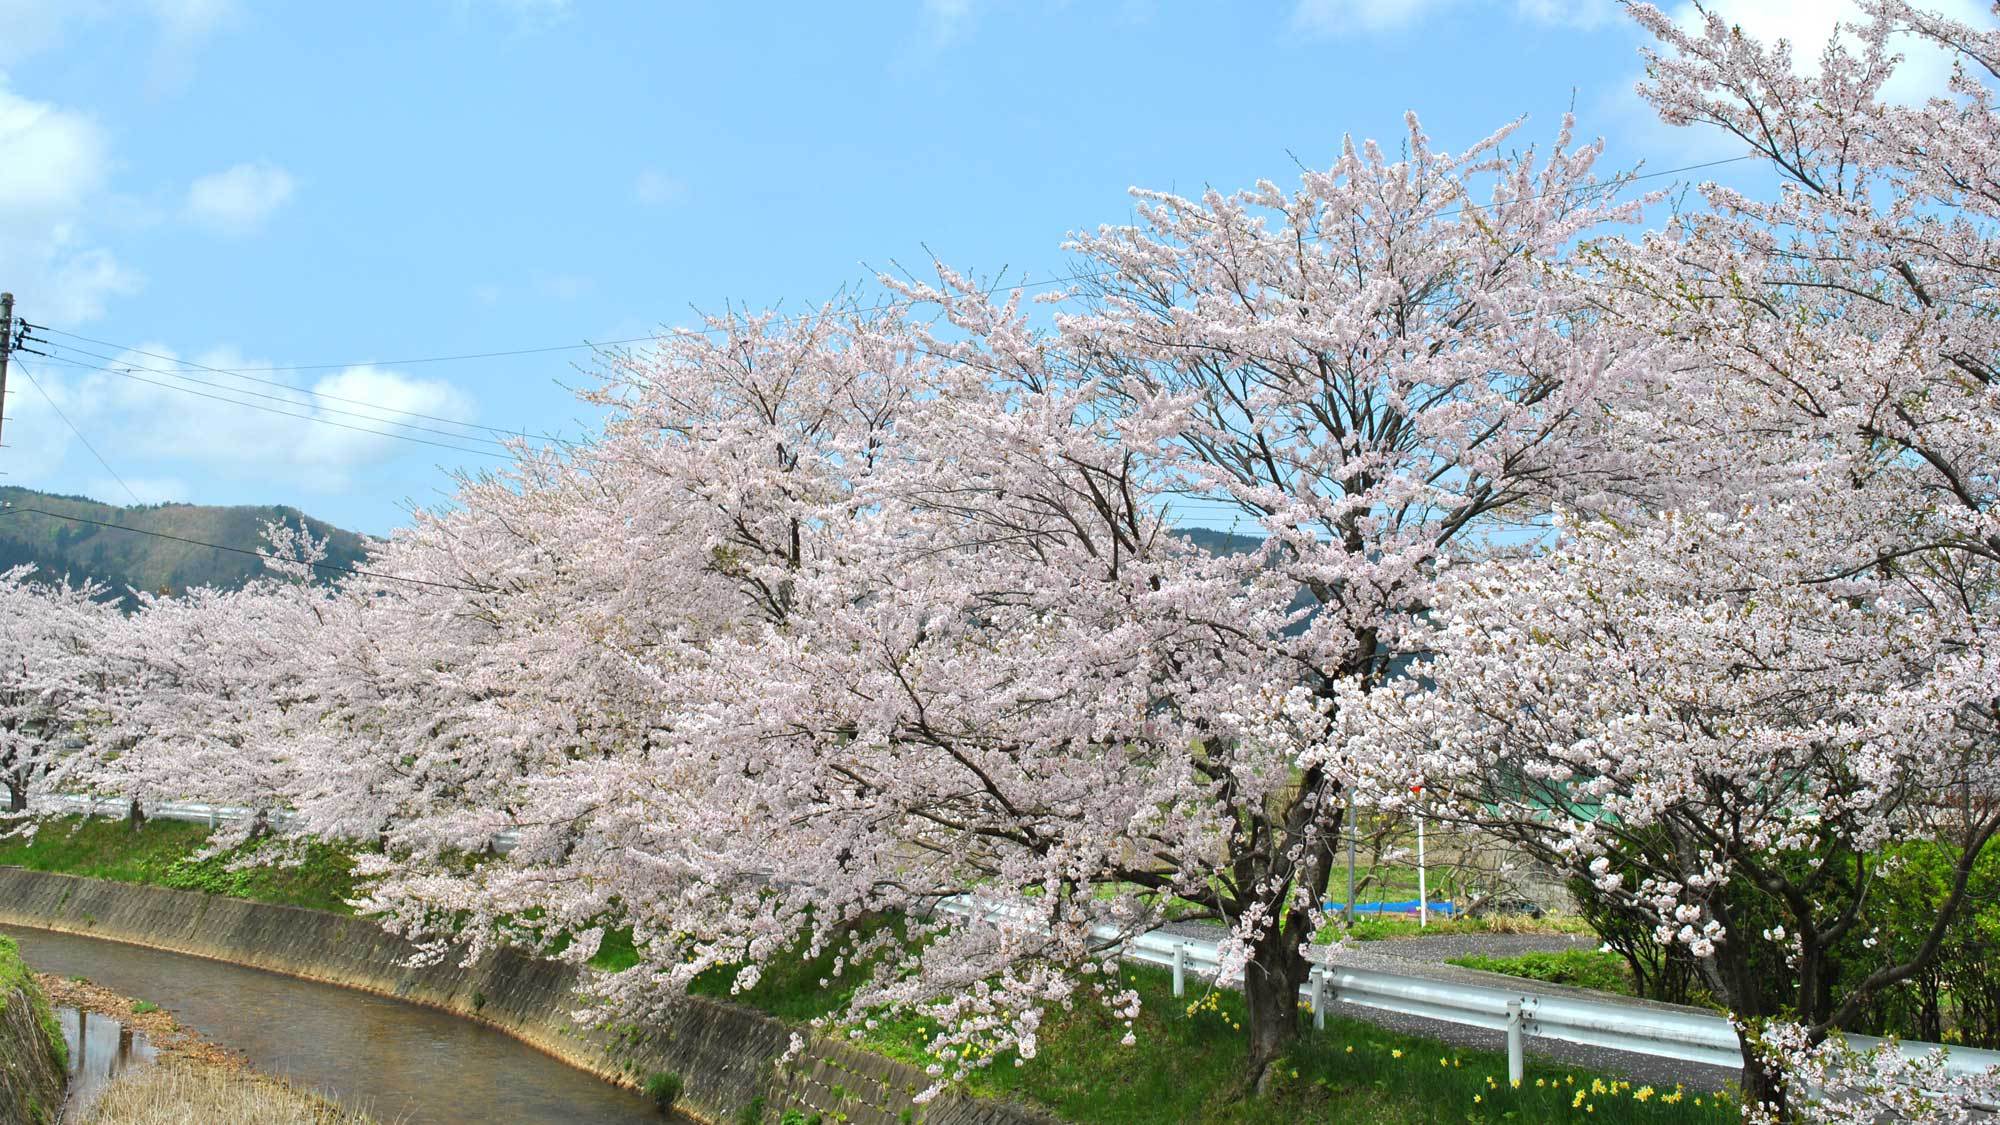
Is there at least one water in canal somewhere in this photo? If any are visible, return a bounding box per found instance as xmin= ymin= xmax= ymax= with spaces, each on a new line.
xmin=59 ymin=1006 xmax=158 ymax=1119
xmin=2 ymin=924 xmax=674 ymax=1124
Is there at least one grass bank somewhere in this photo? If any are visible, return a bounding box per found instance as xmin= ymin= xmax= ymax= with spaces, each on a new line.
xmin=0 ymin=932 xmax=66 ymax=1071
xmin=0 ymin=816 xmax=358 ymax=914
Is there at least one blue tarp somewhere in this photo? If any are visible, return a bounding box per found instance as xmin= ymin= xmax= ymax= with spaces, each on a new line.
xmin=1324 ymin=899 xmax=1458 ymax=916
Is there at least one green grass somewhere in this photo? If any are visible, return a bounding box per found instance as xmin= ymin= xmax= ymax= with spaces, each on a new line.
xmin=587 ymin=926 xmax=640 ymax=973
xmin=685 ymin=915 xmax=902 ymax=1021
xmin=0 ymin=815 xmax=361 ymax=914
xmin=1446 ymin=950 xmax=1636 ymax=997
xmin=0 ymin=933 xmax=68 ymax=1071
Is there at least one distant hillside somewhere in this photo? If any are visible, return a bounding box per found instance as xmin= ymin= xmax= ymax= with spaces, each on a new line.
xmin=1179 ymin=526 xmax=1264 ymax=556
xmin=0 ymin=487 xmax=370 ymax=602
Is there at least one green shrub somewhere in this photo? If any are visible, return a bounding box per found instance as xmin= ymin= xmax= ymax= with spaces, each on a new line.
xmin=1447 ymin=950 xmax=1635 ymax=996
xmin=642 ymin=1071 xmax=684 ymax=1115
xmin=1567 ymin=847 xmax=1709 ymax=1008
xmin=1838 ymin=838 xmax=2000 ymax=1047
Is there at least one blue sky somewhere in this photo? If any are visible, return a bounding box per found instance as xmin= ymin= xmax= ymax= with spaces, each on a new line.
xmin=1 ymin=0 xmax=1962 ymax=535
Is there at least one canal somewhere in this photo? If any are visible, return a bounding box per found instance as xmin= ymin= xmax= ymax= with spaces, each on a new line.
xmin=1 ymin=923 xmax=675 ymax=1124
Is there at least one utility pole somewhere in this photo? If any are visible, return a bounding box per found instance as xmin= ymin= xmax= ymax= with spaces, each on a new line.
xmin=0 ymin=292 xmax=13 ymax=447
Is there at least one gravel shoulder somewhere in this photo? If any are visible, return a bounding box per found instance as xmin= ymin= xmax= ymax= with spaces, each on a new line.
xmin=1353 ymin=932 xmax=1597 ymax=963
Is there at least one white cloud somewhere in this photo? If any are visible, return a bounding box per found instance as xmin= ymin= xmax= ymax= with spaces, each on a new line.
xmin=1290 ymin=0 xmax=1454 ymax=35
xmin=20 ymin=346 xmax=485 ymax=495
xmin=921 ymin=0 xmax=976 ymax=45
xmin=0 ymin=87 xmax=107 ymax=212
xmin=185 ymin=161 xmax=296 ymax=235
xmin=41 ymin=246 xmax=144 ymax=324
xmin=0 ymin=80 xmax=141 ymax=327
xmin=1514 ymin=0 xmax=1616 ymax=30
xmin=0 ymin=0 xmax=93 ymax=65
xmin=142 ymin=0 xmax=240 ymax=93
xmin=0 ymin=0 xmax=236 ymax=72
xmin=292 ymin=365 xmax=480 ymax=474
xmin=536 ymin=273 xmax=593 ymax=300
xmin=458 ymin=0 xmax=573 ymax=31
xmin=634 ymin=168 xmax=684 ymax=206
xmin=146 ymin=0 xmax=236 ymax=43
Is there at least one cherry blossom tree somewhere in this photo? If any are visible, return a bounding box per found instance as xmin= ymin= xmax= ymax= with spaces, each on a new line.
xmin=290 ymin=302 xmax=928 ymax=932
xmin=1010 ymin=111 xmax=1633 ymax=1082
xmin=1341 ymin=1 xmax=2000 ymax=1113
xmin=0 ymin=567 xmax=118 ymax=818
xmin=1339 ymin=501 xmax=1998 ymax=1116
xmin=85 ymin=523 xmax=342 ymax=840
xmin=298 ymin=114 xmax=1635 ymax=1096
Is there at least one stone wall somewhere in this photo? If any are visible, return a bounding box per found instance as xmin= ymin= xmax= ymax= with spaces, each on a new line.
xmin=0 ymin=934 xmax=66 ymax=1125
xmin=0 ymin=868 xmax=1053 ymax=1125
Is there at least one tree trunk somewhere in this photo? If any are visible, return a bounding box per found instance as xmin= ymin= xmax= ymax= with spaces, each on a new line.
xmin=5 ymin=780 xmax=24 ymax=813
xmin=1735 ymin=1023 xmax=1789 ymax=1120
xmin=1704 ymin=926 xmax=1786 ymax=1115
xmin=127 ymin=798 xmax=146 ymax=833
xmin=1241 ymin=915 xmax=1311 ymax=1094
xmin=247 ymin=809 xmax=272 ymax=843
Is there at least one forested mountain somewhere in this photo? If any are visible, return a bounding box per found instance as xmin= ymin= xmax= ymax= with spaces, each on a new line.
xmin=0 ymin=487 xmax=368 ymax=603
xmin=0 ymin=484 xmax=1252 ymax=607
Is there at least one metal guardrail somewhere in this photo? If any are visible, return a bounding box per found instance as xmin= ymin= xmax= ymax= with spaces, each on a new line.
xmin=39 ymin=794 xmax=303 ymax=832
xmin=35 ymin=794 xmax=2000 ymax=1100
xmin=934 ymin=898 xmax=2000 ymax=1095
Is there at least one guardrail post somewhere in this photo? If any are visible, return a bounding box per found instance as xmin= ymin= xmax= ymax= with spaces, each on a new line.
xmin=1172 ymin=944 xmax=1186 ymax=998
xmin=1309 ymin=967 xmax=1326 ymax=1031
xmin=1505 ymin=1000 xmax=1524 ymax=1087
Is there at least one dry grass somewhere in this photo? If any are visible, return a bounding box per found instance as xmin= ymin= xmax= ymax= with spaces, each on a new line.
xmin=78 ymin=1063 xmax=378 ymax=1124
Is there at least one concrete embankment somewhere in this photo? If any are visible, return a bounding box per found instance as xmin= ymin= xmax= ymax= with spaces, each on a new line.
xmin=0 ymin=868 xmax=1049 ymax=1125
xmin=0 ymin=933 xmax=66 ymax=1125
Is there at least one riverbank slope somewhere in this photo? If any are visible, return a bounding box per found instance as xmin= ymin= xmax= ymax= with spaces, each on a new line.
xmin=0 ymin=867 xmax=1043 ymax=1125
xmin=0 ymin=933 xmax=66 ymax=1125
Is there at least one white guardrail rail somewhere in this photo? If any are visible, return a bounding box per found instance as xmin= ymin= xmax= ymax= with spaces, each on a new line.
xmin=30 ymin=794 xmax=2000 ymax=1105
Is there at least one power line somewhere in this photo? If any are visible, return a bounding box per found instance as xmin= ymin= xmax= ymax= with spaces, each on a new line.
xmin=39 ymin=342 xmax=516 ymax=451
xmin=28 ymin=350 xmax=513 ymax=460
xmin=28 ymin=331 xmax=552 ymax=442
xmin=1 ymin=505 xmax=485 ymax=593
xmin=30 ymin=153 xmax=1759 ymax=378
xmin=12 ymin=358 xmax=144 ymax=506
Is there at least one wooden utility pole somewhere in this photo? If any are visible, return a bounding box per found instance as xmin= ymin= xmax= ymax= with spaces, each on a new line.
xmin=0 ymin=292 xmax=13 ymax=447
